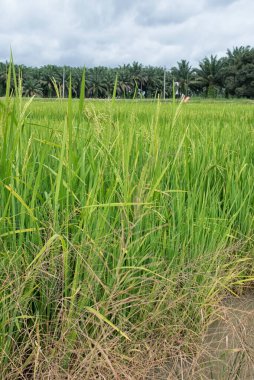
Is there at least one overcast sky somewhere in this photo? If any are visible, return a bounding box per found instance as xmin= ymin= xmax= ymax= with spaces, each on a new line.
xmin=0 ymin=0 xmax=253 ymax=68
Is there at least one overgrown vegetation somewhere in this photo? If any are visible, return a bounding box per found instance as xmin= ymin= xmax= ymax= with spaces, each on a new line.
xmin=0 ymin=45 xmax=253 ymax=99
xmin=0 ymin=62 xmax=254 ymax=378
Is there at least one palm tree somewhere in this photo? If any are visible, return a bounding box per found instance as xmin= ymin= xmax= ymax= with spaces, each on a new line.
xmin=117 ymin=66 xmax=132 ymax=97
xmin=145 ymin=66 xmax=164 ymax=98
xmin=86 ymin=67 xmax=107 ymax=98
xmin=224 ymin=46 xmax=254 ymax=98
xmin=138 ymin=69 xmax=148 ymax=94
xmin=70 ymin=66 xmax=82 ymax=98
xmin=195 ymin=55 xmax=225 ymax=97
xmin=0 ymin=62 xmax=7 ymax=96
xmin=23 ymin=78 xmax=43 ymax=97
xmin=171 ymin=59 xmax=194 ymax=96
xmin=39 ymin=65 xmax=62 ymax=97
xmin=222 ymin=46 xmax=252 ymax=97
xmin=104 ymin=69 xmax=115 ymax=97
xmin=227 ymin=46 xmax=251 ymax=65
xmin=130 ymin=62 xmax=143 ymax=92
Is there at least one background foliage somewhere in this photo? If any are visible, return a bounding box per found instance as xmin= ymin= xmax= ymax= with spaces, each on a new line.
xmin=0 ymin=46 xmax=253 ymax=99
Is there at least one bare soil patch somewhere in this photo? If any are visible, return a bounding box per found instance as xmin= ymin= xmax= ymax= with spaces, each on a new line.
xmin=146 ymin=292 xmax=254 ymax=379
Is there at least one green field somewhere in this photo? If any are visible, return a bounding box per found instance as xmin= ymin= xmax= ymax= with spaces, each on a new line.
xmin=1 ymin=91 xmax=254 ymax=377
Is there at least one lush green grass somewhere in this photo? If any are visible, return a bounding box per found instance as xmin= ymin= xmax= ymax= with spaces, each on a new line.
xmin=1 ymin=88 xmax=254 ymax=377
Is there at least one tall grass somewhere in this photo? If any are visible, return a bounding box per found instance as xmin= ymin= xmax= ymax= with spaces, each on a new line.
xmin=0 ymin=65 xmax=254 ymax=378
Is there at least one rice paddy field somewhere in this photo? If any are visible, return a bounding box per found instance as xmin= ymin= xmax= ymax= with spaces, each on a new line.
xmin=1 ymin=82 xmax=254 ymax=378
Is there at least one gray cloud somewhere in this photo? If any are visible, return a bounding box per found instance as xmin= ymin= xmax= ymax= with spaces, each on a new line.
xmin=0 ymin=0 xmax=253 ymax=68
xmin=135 ymin=0 xmax=204 ymax=26
xmin=207 ymin=0 xmax=238 ymax=7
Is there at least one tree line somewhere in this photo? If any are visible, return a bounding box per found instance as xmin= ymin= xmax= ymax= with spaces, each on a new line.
xmin=0 ymin=46 xmax=253 ymax=99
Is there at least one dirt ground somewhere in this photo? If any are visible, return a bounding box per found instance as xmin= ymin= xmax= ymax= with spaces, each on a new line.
xmin=201 ymin=292 xmax=254 ymax=379
xmin=146 ymin=292 xmax=254 ymax=380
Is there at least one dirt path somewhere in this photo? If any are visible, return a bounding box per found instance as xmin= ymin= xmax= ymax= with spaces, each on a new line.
xmin=146 ymin=293 xmax=254 ymax=379
xmin=201 ymin=292 xmax=254 ymax=379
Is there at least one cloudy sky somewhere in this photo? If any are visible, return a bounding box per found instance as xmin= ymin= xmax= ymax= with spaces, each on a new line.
xmin=0 ymin=0 xmax=253 ymax=68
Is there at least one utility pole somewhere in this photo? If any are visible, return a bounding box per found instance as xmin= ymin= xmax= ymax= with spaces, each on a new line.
xmin=163 ymin=66 xmax=166 ymax=100
xmin=63 ymin=67 xmax=65 ymax=98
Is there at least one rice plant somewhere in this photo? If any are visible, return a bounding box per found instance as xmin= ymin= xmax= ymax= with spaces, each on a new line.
xmin=0 ymin=62 xmax=254 ymax=378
